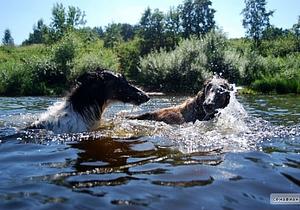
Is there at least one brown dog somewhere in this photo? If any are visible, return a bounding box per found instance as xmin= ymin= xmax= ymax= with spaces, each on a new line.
xmin=128 ymin=77 xmax=231 ymax=124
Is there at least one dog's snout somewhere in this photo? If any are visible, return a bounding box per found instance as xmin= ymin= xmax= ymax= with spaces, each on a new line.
xmin=204 ymin=101 xmax=214 ymax=109
xmin=204 ymin=101 xmax=214 ymax=106
xmin=135 ymin=91 xmax=150 ymax=105
xmin=203 ymin=100 xmax=216 ymax=114
xmin=140 ymin=92 xmax=150 ymax=102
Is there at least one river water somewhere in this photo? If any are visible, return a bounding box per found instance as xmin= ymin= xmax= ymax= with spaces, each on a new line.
xmin=0 ymin=94 xmax=299 ymax=210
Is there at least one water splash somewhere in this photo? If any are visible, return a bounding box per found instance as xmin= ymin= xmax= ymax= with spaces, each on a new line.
xmin=2 ymin=92 xmax=300 ymax=155
xmin=109 ymin=89 xmax=300 ymax=154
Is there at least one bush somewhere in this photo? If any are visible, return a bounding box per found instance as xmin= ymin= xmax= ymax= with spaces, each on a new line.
xmin=139 ymin=31 xmax=241 ymax=92
xmin=139 ymin=37 xmax=209 ymax=92
xmin=0 ymin=62 xmax=48 ymax=96
xmin=51 ymin=32 xmax=80 ymax=84
xmin=252 ymin=76 xmax=300 ymax=94
xmin=0 ymin=32 xmax=119 ymax=96
xmin=260 ymin=35 xmax=299 ymax=57
xmin=72 ymin=40 xmax=119 ymax=81
xmin=240 ymin=50 xmax=266 ymax=85
xmin=116 ymin=38 xmax=142 ymax=80
xmin=250 ymin=53 xmax=300 ymax=94
xmin=251 ymin=77 xmax=275 ymax=93
xmin=0 ymin=44 xmax=54 ymax=96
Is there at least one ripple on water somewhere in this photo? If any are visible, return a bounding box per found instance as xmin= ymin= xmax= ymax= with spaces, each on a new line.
xmin=1 ymin=94 xmax=300 ymax=210
xmin=3 ymin=92 xmax=299 ymax=157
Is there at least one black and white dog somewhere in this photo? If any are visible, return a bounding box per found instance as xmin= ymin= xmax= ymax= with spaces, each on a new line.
xmin=28 ymin=68 xmax=149 ymax=133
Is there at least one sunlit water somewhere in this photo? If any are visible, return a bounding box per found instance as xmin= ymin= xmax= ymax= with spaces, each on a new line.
xmin=0 ymin=94 xmax=299 ymax=210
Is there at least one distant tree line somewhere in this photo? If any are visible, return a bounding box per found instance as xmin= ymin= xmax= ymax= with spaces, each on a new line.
xmin=22 ymin=3 xmax=86 ymax=45
xmin=19 ymin=0 xmax=216 ymax=55
xmin=3 ymin=0 xmax=299 ymax=54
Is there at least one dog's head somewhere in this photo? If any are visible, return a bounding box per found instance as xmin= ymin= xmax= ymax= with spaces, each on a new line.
xmin=202 ymin=77 xmax=231 ymax=115
xmin=76 ymin=68 xmax=150 ymax=106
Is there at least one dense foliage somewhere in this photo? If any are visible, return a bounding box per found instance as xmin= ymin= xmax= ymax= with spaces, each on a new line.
xmin=0 ymin=33 xmax=118 ymax=96
xmin=1 ymin=0 xmax=300 ymax=96
xmin=138 ymin=31 xmax=240 ymax=92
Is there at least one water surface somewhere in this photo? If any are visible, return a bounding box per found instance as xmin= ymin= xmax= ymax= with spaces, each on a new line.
xmin=0 ymin=94 xmax=299 ymax=210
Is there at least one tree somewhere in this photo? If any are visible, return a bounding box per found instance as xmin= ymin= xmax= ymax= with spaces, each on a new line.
xmin=120 ymin=23 xmax=135 ymax=41
xmin=93 ymin=26 xmax=104 ymax=38
xmin=51 ymin=3 xmax=66 ymax=38
xmin=66 ymin=5 xmax=86 ymax=28
xmin=139 ymin=8 xmax=166 ymax=54
xmin=292 ymin=16 xmax=300 ymax=37
xmin=165 ymin=7 xmax=181 ymax=49
xmin=23 ymin=19 xmax=49 ymax=45
xmin=179 ymin=0 xmax=215 ymax=38
xmin=103 ymin=23 xmax=136 ymax=46
xmin=50 ymin=3 xmax=86 ymax=41
xmin=77 ymin=27 xmax=99 ymax=43
xmin=103 ymin=23 xmax=123 ymax=48
xmin=262 ymin=26 xmax=292 ymax=41
xmin=2 ymin=29 xmax=14 ymax=46
xmin=241 ymin=0 xmax=274 ymax=47
xmin=292 ymin=16 xmax=300 ymax=51
xmin=150 ymin=9 xmax=165 ymax=48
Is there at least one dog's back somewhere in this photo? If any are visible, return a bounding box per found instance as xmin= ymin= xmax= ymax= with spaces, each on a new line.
xmin=128 ymin=77 xmax=231 ymax=124
xmin=131 ymin=106 xmax=186 ymax=124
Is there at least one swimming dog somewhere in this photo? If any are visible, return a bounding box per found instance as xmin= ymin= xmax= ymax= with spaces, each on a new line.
xmin=128 ymin=77 xmax=231 ymax=124
xmin=28 ymin=68 xmax=150 ymax=133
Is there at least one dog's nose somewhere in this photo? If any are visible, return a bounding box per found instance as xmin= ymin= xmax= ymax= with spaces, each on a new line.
xmin=204 ymin=102 xmax=214 ymax=109
xmin=138 ymin=92 xmax=150 ymax=103
xmin=142 ymin=93 xmax=150 ymax=102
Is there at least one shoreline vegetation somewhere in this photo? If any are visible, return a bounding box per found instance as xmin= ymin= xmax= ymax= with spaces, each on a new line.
xmin=1 ymin=0 xmax=300 ymax=96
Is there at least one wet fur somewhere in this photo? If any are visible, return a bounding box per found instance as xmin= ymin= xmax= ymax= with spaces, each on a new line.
xmin=28 ymin=68 xmax=149 ymax=133
xmin=128 ymin=77 xmax=231 ymax=124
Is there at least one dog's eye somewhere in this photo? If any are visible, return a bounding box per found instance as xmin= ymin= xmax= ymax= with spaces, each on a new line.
xmin=220 ymin=85 xmax=229 ymax=90
xmin=218 ymin=86 xmax=229 ymax=94
xmin=217 ymin=88 xmax=225 ymax=93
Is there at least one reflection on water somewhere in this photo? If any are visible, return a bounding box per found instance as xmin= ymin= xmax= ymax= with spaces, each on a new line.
xmin=239 ymin=94 xmax=300 ymax=126
xmin=0 ymin=94 xmax=299 ymax=210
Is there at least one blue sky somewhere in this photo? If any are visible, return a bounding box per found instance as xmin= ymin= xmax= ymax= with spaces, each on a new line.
xmin=0 ymin=0 xmax=299 ymax=44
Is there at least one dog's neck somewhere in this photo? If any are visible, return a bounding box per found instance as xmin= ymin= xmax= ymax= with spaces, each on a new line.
xmin=67 ymin=85 xmax=109 ymax=129
xmin=181 ymin=91 xmax=207 ymax=123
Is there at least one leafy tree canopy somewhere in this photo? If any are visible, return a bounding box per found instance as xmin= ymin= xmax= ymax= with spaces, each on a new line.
xmin=241 ymin=0 xmax=274 ymax=46
xmin=2 ymin=29 xmax=14 ymax=46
